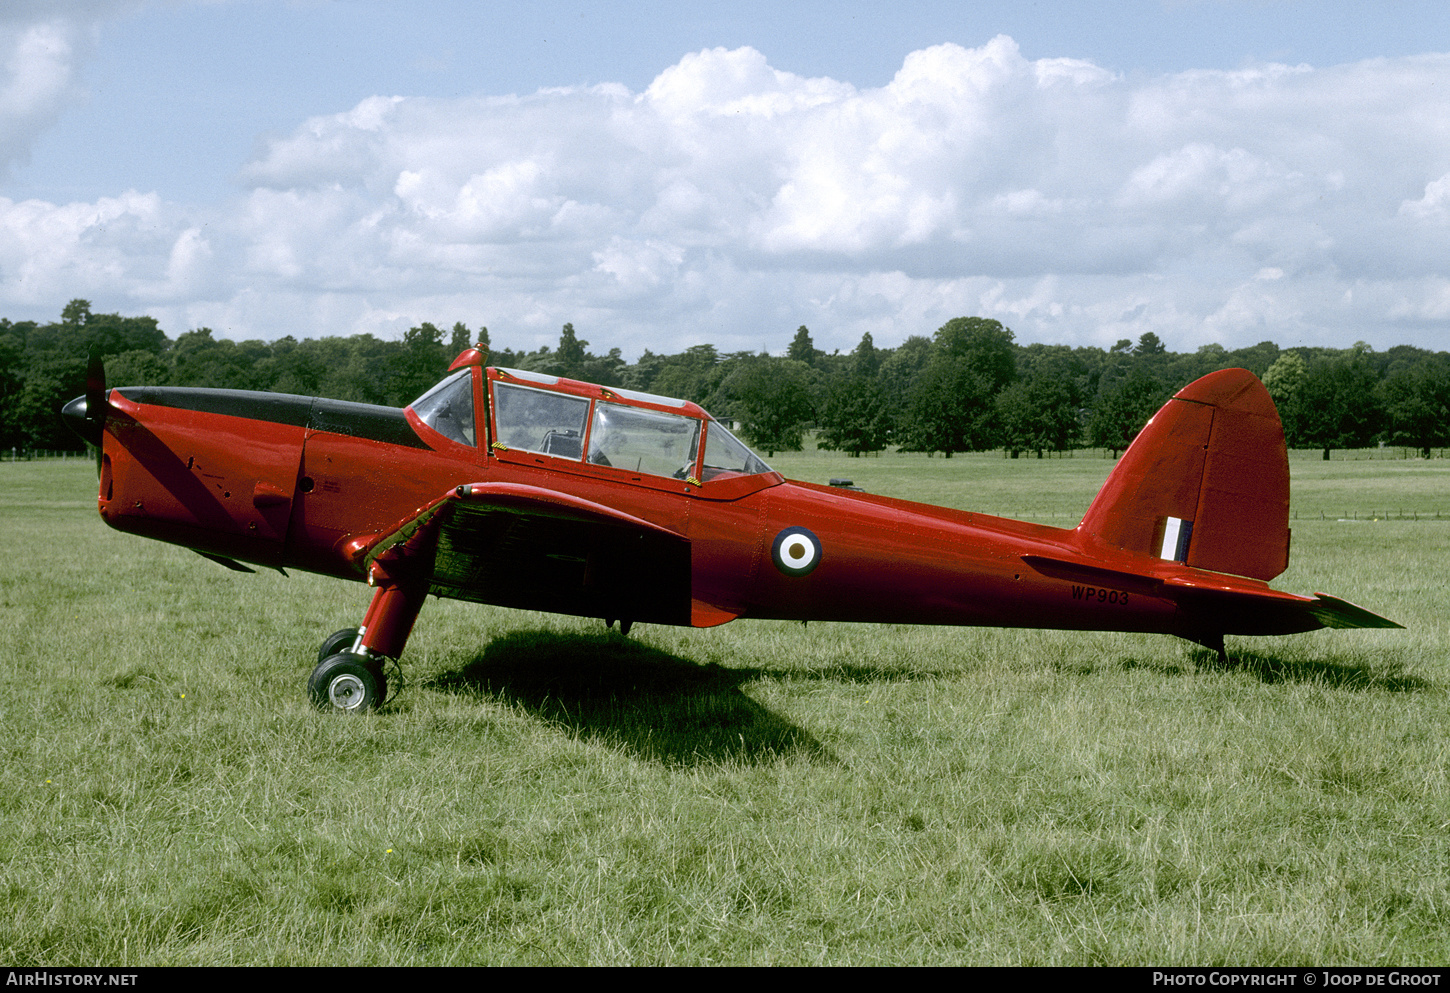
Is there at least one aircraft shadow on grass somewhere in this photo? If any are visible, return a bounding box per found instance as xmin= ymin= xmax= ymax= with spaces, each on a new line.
xmin=1220 ymin=650 xmax=1431 ymax=692
xmin=1121 ymin=648 xmax=1432 ymax=692
xmin=425 ymin=630 xmax=838 ymax=767
xmin=422 ymin=631 xmax=1427 ymax=766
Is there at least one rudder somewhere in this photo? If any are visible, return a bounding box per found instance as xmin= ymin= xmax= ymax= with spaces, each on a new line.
xmin=1078 ymin=368 xmax=1290 ymax=581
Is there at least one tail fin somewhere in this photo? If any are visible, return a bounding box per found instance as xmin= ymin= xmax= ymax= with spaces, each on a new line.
xmin=1078 ymin=368 xmax=1290 ymax=581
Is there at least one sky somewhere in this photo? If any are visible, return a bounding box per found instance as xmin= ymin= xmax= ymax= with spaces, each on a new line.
xmin=3 ymin=1 xmax=1450 ymax=360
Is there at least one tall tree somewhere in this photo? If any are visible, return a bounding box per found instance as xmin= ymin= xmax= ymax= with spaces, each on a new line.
xmin=818 ymin=380 xmax=891 ymax=456
xmin=651 ymin=344 xmax=722 ymax=406
xmin=934 ymin=316 xmax=1017 ymax=393
xmin=877 ymin=335 xmax=933 ymax=421
xmin=997 ymin=379 xmax=1078 ymax=457
xmin=899 ymin=317 xmax=1016 ymax=455
xmin=715 ymin=356 xmax=815 ymax=457
xmin=582 ymin=347 xmax=627 ymax=387
xmin=904 ymin=361 xmax=997 ymax=456
xmin=1262 ymin=351 xmax=1309 ymax=443
xmin=818 ymin=333 xmax=891 ymax=456
xmin=169 ymin=328 xmax=258 ymax=390
xmin=1134 ymin=331 xmax=1167 ymax=356
xmin=850 ymin=331 xmax=880 ymax=379
xmin=1377 ymin=355 xmax=1450 ymax=458
xmin=786 ymin=325 xmax=819 ymax=367
xmin=1296 ymin=346 xmax=1383 ymax=459
xmin=555 ymin=323 xmax=588 ymax=380
xmin=61 ymin=299 xmax=91 ymax=326
xmin=1088 ymin=366 xmax=1166 ymax=457
xmin=391 ymin=321 xmax=449 ymax=404
xmin=449 ymin=322 xmax=472 ymax=356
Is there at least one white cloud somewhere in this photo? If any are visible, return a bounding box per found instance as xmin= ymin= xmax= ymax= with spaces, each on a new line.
xmin=0 ymin=19 xmax=82 ymax=170
xmin=8 ymin=36 xmax=1450 ymax=355
xmin=1399 ymin=172 xmax=1450 ymax=222
xmin=0 ymin=1 xmax=151 ymax=171
xmin=0 ymin=190 xmax=175 ymax=303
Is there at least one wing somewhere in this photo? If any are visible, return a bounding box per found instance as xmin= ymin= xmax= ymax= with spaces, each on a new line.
xmin=347 ymin=482 xmax=695 ymax=627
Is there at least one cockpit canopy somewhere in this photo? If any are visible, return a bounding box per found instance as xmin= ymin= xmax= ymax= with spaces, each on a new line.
xmin=408 ymin=364 xmax=773 ymax=487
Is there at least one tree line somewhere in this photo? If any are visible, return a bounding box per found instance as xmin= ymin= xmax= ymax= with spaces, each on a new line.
xmin=3 ymin=299 xmax=1448 ymax=459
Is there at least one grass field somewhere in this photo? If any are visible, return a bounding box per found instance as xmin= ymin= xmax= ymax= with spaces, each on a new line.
xmin=2 ymin=454 xmax=1447 ymax=966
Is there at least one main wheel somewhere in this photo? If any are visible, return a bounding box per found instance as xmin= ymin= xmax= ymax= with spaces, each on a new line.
xmin=308 ymin=653 xmax=384 ymax=712
xmin=318 ymin=627 xmax=361 ymax=663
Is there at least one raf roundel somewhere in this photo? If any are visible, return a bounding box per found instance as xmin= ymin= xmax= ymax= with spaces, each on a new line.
xmin=772 ymin=526 xmax=822 ymax=577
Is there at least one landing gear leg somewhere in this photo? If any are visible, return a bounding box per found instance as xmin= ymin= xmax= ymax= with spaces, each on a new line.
xmin=354 ymin=577 xmax=430 ymax=663
xmin=309 ymin=580 xmax=427 ymax=713
xmin=309 ymin=543 xmax=435 ymax=714
xmin=307 ymin=492 xmax=454 ymax=713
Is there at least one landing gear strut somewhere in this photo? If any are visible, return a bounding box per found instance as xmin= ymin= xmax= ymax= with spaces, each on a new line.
xmin=308 ymin=511 xmax=442 ymax=713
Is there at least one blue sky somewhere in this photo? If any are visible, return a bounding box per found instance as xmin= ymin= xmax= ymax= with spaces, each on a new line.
xmin=3 ymin=1 xmax=1450 ymax=358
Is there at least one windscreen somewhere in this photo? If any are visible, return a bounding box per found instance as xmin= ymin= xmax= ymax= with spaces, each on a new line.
xmin=701 ymin=419 xmax=771 ymax=480
xmin=410 ymin=369 xmax=475 ymax=446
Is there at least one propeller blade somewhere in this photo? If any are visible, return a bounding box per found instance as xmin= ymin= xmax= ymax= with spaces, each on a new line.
xmin=85 ymin=352 xmax=105 ymax=418
xmin=61 ymin=352 xmax=108 ymax=471
xmin=88 ymin=352 xmax=106 ymax=474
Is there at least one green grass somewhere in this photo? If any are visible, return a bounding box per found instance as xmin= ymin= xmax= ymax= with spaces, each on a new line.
xmin=2 ymin=458 xmax=1447 ymax=965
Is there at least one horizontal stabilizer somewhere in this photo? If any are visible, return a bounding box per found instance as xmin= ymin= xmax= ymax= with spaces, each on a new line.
xmin=1306 ymin=594 xmax=1404 ymax=630
xmin=1024 ymin=553 xmax=1400 ymax=636
xmin=1161 ymin=572 xmax=1309 ymax=603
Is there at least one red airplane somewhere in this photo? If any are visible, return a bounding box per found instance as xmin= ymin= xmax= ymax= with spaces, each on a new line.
xmin=63 ymin=347 xmax=1399 ymax=712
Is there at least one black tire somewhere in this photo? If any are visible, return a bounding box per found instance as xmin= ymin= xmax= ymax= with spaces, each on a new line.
xmin=318 ymin=627 xmax=360 ymax=664
xmin=308 ymin=653 xmax=384 ymax=713
xmin=366 ymin=659 xmax=389 ymax=704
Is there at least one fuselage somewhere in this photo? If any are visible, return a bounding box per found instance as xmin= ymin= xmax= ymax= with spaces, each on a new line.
xmin=87 ymin=367 xmax=1184 ymax=638
xmin=65 ymin=356 xmax=1396 ymax=713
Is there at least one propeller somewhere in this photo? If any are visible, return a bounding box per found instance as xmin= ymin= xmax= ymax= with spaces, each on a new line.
xmin=61 ymin=352 xmax=108 ymax=472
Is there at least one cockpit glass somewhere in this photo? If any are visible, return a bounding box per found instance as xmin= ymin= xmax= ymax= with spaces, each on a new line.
xmin=493 ymin=382 xmax=590 ymax=459
xmin=702 ymin=419 xmax=772 ymax=479
xmin=588 ymin=402 xmax=700 ymax=479
xmin=411 ymin=369 xmax=475 ymax=446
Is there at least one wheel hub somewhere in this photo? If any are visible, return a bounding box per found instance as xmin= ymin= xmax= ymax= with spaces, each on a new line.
xmin=327 ymin=672 xmax=368 ymax=710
